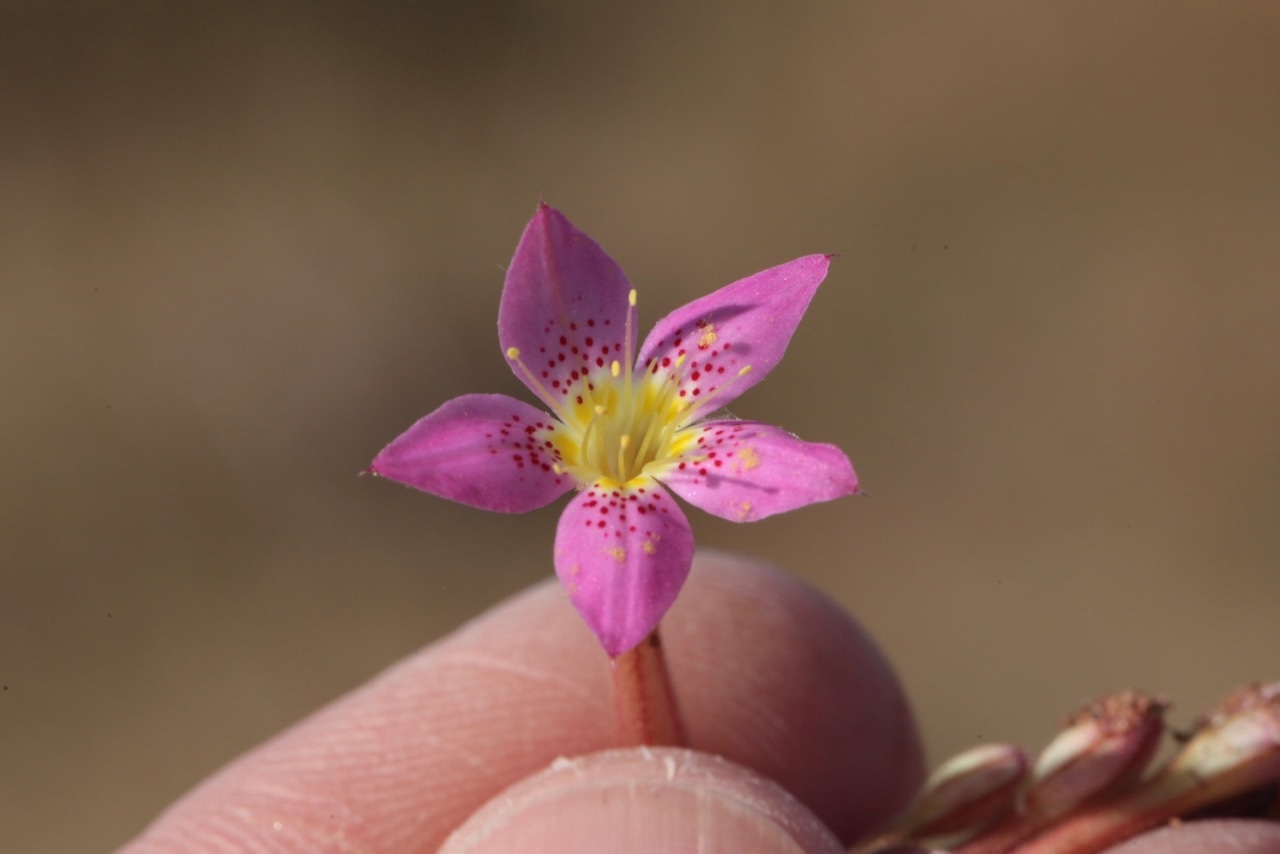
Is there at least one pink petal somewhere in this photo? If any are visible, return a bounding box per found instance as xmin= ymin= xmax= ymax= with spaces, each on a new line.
xmin=554 ymin=480 xmax=694 ymax=656
xmin=498 ymin=204 xmax=637 ymax=413
xmin=636 ymin=254 xmax=831 ymax=419
xmin=369 ymin=394 xmax=574 ymax=513
xmin=658 ymin=421 xmax=857 ymax=522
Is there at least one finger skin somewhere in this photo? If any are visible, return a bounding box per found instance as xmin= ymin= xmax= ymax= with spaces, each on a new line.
xmin=1107 ymin=819 xmax=1280 ymax=853
xmin=440 ymin=748 xmax=846 ymax=854
xmin=126 ymin=551 xmax=923 ymax=851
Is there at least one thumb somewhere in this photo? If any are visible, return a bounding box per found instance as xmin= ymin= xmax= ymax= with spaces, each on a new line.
xmin=441 ymin=748 xmax=845 ymax=854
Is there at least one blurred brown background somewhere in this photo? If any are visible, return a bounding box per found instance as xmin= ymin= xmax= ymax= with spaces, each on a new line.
xmin=3 ymin=2 xmax=1279 ymax=850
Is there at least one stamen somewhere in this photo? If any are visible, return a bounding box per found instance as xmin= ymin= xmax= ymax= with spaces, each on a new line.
xmin=632 ymin=407 xmax=663 ymax=475
xmin=580 ymin=408 xmax=601 ymax=469
xmin=623 ymin=289 xmax=637 ymax=401
xmin=683 ymin=364 xmax=753 ymax=422
xmin=618 ymin=434 xmax=631 ymax=482
xmin=506 ymin=347 xmax=574 ymax=423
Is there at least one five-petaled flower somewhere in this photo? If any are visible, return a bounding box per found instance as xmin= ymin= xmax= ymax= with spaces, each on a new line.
xmin=370 ymin=204 xmax=857 ymax=656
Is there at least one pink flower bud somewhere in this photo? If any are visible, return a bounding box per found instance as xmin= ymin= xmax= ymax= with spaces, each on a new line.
xmin=899 ymin=743 xmax=1029 ymax=840
xmin=1024 ymin=690 xmax=1166 ymax=817
xmin=1015 ymin=682 xmax=1280 ymax=853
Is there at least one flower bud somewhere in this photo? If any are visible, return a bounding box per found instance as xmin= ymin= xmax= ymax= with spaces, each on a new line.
xmin=1024 ymin=690 xmax=1166 ymax=817
xmin=1011 ymin=682 xmax=1280 ymax=854
xmin=1167 ymin=681 xmax=1280 ymax=794
xmin=898 ymin=743 xmax=1029 ymax=839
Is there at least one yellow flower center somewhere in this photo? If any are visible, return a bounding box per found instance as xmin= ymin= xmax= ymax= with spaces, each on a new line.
xmin=506 ymin=289 xmax=750 ymax=488
xmin=565 ymin=363 xmax=693 ymax=485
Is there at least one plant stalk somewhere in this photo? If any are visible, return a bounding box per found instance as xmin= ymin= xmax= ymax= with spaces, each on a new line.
xmin=611 ymin=627 xmax=685 ymax=747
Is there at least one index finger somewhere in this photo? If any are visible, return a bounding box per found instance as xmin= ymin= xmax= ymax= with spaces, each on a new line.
xmin=126 ymin=551 xmax=923 ymax=851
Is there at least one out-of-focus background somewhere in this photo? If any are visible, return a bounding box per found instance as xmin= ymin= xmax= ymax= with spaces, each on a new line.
xmin=3 ymin=2 xmax=1279 ymax=849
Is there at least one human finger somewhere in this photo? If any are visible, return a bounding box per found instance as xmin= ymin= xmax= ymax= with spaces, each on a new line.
xmin=127 ymin=551 xmax=921 ymax=851
xmin=1106 ymin=818 xmax=1280 ymax=852
xmin=440 ymin=748 xmax=846 ymax=854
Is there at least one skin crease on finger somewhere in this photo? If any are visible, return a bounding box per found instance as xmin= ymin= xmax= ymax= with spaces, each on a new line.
xmin=439 ymin=748 xmax=847 ymax=854
xmin=124 ymin=551 xmax=924 ymax=852
xmin=1106 ymin=819 xmax=1280 ymax=853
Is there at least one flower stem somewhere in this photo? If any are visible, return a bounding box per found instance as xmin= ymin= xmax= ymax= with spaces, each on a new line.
xmin=611 ymin=627 xmax=686 ymax=747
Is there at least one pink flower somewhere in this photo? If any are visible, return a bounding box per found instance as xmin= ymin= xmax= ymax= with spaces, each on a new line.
xmin=371 ymin=204 xmax=857 ymax=656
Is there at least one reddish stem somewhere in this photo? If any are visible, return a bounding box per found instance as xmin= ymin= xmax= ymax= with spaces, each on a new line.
xmin=1011 ymin=789 xmax=1185 ymax=853
xmin=611 ymin=627 xmax=686 ymax=747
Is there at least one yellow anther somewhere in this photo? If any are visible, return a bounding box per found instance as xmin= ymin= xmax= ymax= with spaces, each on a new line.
xmin=628 ymin=289 xmax=637 ymax=307
xmin=611 ymin=360 xmax=621 ymax=377
xmin=594 ymin=404 xmax=607 ymax=416
xmin=738 ymin=365 xmax=752 ymax=376
xmin=506 ymin=347 xmax=520 ymax=359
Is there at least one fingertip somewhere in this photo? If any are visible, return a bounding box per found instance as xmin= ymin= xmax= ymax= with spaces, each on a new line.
xmin=442 ymin=748 xmax=846 ymax=854
xmin=1107 ymin=819 xmax=1280 ymax=853
xmin=128 ymin=551 xmax=922 ymax=850
xmin=669 ymin=551 xmax=925 ymax=840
